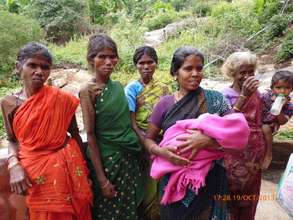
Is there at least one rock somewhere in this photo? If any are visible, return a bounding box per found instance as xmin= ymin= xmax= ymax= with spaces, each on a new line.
xmin=144 ymin=17 xmax=206 ymax=47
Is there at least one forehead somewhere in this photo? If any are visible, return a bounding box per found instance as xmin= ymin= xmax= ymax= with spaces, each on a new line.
xmin=274 ymin=80 xmax=292 ymax=88
xmin=24 ymin=56 xmax=51 ymax=65
xmin=182 ymin=55 xmax=203 ymax=65
xmin=97 ymin=48 xmax=117 ymax=55
xmin=138 ymin=54 xmax=154 ymax=61
xmin=239 ymin=64 xmax=255 ymax=71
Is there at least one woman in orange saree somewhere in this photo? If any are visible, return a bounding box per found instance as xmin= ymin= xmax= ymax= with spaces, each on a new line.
xmin=0 ymin=43 xmax=92 ymax=220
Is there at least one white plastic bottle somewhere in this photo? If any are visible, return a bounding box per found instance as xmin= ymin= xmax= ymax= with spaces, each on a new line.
xmin=270 ymin=94 xmax=286 ymax=116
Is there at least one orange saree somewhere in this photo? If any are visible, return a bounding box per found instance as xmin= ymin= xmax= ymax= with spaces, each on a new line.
xmin=13 ymin=85 xmax=92 ymax=220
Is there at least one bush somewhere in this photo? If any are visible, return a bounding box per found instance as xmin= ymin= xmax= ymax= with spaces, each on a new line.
xmin=191 ymin=1 xmax=212 ymax=17
xmin=144 ymin=11 xmax=177 ymax=31
xmin=265 ymin=15 xmax=289 ymax=40
xmin=0 ymin=10 xmax=43 ymax=85
xmin=211 ymin=1 xmax=260 ymax=37
xmin=27 ymin=0 xmax=90 ymax=44
xmin=256 ymin=0 xmax=282 ymax=24
xmin=275 ymin=32 xmax=293 ymax=62
xmin=49 ymin=36 xmax=88 ymax=68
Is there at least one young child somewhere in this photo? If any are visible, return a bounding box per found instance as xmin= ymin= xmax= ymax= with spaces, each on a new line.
xmin=261 ymin=70 xmax=293 ymax=169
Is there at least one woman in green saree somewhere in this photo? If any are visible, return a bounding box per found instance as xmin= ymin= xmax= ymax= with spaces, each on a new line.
xmin=124 ymin=46 xmax=170 ymax=219
xmin=79 ymin=34 xmax=144 ymax=220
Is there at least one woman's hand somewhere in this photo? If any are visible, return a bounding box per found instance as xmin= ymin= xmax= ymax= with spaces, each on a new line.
xmin=157 ymin=146 xmax=190 ymax=166
xmin=9 ymin=164 xmax=32 ymax=195
xmin=241 ymin=76 xmax=259 ymax=97
xmin=176 ymin=130 xmax=217 ymax=160
xmin=88 ymin=82 xmax=105 ymax=101
xmin=100 ymin=180 xmax=117 ymax=199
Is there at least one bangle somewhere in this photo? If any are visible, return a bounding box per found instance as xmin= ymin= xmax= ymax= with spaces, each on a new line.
xmin=239 ymin=94 xmax=247 ymax=100
xmin=233 ymin=106 xmax=242 ymax=112
xmin=6 ymin=154 xmax=17 ymax=163
xmin=8 ymin=160 xmax=20 ymax=170
xmin=100 ymin=180 xmax=110 ymax=189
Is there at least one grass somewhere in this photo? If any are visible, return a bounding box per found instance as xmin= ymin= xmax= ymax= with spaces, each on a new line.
xmin=275 ymin=129 xmax=293 ymax=141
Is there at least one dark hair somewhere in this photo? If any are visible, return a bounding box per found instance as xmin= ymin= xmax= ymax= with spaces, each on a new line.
xmin=133 ymin=46 xmax=158 ymax=65
xmin=17 ymin=42 xmax=53 ymax=65
xmin=170 ymin=46 xmax=204 ymax=76
xmin=271 ymin=70 xmax=293 ymax=89
xmin=87 ymin=33 xmax=118 ymax=64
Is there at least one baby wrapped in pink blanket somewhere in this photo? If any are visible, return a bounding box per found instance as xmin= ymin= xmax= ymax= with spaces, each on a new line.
xmin=150 ymin=113 xmax=250 ymax=204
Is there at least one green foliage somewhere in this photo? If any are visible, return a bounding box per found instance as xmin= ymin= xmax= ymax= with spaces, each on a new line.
xmin=256 ymin=0 xmax=282 ymax=23
xmin=88 ymin=0 xmax=107 ymax=24
xmin=191 ymin=1 xmax=212 ymax=17
xmin=275 ymin=31 xmax=293 ymax=63
xmin=265 ymin=15 xmax=289 ymax=40
xmin=110 ymin=15 xmax=148 ymax=72
xmin=211 ymin=1 xmax=261 ymax=37
xmin=0 ymin=0 xmax=31 ymax=13
xmin=49 ymin=37 xmax=88 ymax=68
xmin=167 ymin=0 xmax=192 ymax=11
xmin=144 ymin=11 xmax=176 ymax=30
xmin=275 ymin=128 xmax=293 ymax=141
xmin=144 ymin=1 xmax=178 ymax=30
xmin=0 ymin=114 xmax=4 ymax=139
xmin=0 ymin=10 xmax=43 ymax=85
xmin=27 ymin=0 xmax=89 ymax=43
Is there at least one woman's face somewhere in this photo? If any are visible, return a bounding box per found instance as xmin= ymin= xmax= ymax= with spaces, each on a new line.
xmin=136 ymin=54 xmax=157 ymax=84
xmin=233 ymin=64 xmax=255 ymax=88
xmin=17 ymin=56 xmax=51 ymax=90
xmin=91 ymin=48 xmax=118 ymax=80
xmin=177 ymin=55 xmax=203 ymax=91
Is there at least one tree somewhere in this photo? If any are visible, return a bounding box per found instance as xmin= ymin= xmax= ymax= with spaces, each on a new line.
xmin=28 ymin=0 xmax=90 ymax=43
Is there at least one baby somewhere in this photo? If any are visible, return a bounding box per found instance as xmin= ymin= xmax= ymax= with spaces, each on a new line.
xmin=261 ymin=70 xmax=293 ymax=169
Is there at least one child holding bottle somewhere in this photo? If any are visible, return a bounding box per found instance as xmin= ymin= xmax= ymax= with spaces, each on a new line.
xmin=261 ymin=70 xmax=293 ymax=169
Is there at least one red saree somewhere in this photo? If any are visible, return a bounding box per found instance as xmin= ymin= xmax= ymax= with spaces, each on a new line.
xmin=13 ymin=85 xmax=92 ymax=220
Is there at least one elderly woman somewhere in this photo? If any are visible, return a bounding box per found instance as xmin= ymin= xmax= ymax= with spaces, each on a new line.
xmin=221 ymin=51 xmax=266 ymax=220
xmin=144 ymin=46 xmax=246 ymax=220
xmin=0 ymin=43 xmax=92 ymax=220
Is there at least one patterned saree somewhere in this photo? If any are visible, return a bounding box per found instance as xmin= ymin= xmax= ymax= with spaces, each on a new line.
xmin=13 ymin=85 xmax=92 ymax=220
xmin=136 ymin=80 xmax=170 ymax=130
xmin=89 ymin=79 xmax=144 ymax=220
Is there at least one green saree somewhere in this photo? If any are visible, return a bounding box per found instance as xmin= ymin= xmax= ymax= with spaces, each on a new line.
xmin=89 ymin=79 xmax=144 ymax=220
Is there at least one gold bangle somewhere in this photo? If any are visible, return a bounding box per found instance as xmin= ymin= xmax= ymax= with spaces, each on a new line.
xmin=100 ymin=180 xmax=110 ymax=189
xmin=7 ymin=160 xmax=20 ymax=170
xmin=233 ymin=106 xmax=242 ymax=112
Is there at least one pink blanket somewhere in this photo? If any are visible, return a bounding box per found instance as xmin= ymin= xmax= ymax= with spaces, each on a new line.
xmin=150 ymin=113 xmax=250 ymax=204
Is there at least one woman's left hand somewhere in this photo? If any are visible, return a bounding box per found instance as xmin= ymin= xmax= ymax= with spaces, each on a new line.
xmin=176 ymin=130 xmax=215 ymax=160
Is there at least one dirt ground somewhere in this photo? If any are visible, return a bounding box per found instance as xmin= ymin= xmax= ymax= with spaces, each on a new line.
xmin=256 ymin=140 xmax=293 ymax=220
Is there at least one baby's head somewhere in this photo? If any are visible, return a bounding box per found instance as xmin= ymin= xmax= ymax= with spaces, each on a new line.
xmin=271 ymin=70 xmax=293 ymax=97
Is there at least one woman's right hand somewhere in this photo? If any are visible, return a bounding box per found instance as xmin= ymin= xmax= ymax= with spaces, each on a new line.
xmin=9 ymin=164 xmax=32 ymax=195
xmin=241 ymin=76 xmax=259 ymax=97
xmin=158 ymin=146 xmax=190 ymax=166
xmin=100 ymin=180 xmax=117 ymax=199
